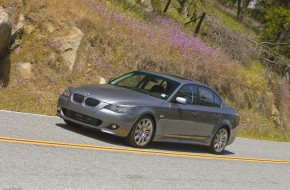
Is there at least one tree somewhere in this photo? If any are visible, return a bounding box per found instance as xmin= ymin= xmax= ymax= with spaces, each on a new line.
xmin=237 ymin=0 xmax=251 ymax=21
xmin=255 ymin=0 xmax=289 ymax=10
xmin=261 ymin=6 xmax=290 ymax=42
xmin=260 ymin=6 xmax=290 ymax=58
xmin=217 ymin=0 xmax=252 ymax=21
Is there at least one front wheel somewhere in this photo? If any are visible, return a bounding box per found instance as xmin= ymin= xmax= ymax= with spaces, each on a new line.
xmin=127 ymin=116 xmax=155 ymax=148
xmin=209 ymin=127 xmax=229 ymax=154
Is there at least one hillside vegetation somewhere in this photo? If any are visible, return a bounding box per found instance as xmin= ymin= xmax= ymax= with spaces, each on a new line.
xmin=0 ymin=0 xmax=289 ymax=142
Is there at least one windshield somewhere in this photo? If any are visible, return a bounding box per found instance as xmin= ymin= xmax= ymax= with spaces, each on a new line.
xmin=110 ymin=71 xmax=180 ymax=100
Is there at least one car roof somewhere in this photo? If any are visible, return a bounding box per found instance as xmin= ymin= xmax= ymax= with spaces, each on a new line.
xmin=137 ymin=70 xmax=203 ymax=85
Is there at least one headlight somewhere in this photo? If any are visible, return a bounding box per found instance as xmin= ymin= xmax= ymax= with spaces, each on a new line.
xmin=104 ymin=104 xmax=136 ymax=114
xmin=62 ymin=88 xmax=70 ymax=97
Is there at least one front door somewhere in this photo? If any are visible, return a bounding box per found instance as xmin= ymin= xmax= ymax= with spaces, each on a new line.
xmin=162 ymin=85 xmax=199 ymax=140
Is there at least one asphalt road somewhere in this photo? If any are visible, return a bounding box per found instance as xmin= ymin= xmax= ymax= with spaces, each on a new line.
xmin=0 ymin=110 xmax=290 ymax=190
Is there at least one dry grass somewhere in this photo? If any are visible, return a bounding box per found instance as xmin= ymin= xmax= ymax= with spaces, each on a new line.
xmin=0 ymin=0 xmax=289 ymax=141
xmin=239 ymin=109 xmax=290 ymax=142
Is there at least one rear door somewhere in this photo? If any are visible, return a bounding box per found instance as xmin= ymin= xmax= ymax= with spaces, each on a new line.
xmin=192 ymin=86 xmax=222 ymax=139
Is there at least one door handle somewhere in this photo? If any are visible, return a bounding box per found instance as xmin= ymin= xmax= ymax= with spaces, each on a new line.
xmin=192 ymin=111 xmax=199 ymax=116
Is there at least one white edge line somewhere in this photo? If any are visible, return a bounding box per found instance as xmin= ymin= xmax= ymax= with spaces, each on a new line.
xmin=0 ymin=110 xmax=289 ymax=144
xmin=0 ymin=109 xmax=58 ymax=118
xmin=235 ymin=137 xmax=290 ymax=145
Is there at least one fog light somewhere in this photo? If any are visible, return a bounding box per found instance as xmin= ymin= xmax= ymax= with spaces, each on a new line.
xmin=111 ymin=124 xmax=119 ymax=130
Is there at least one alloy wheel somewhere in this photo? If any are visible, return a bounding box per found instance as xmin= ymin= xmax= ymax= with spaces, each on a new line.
xmin=213 ymin=128 xmax=228 ymax=153
xmin=127 ymin=116 xmax=155 ymax=148
xmin=133 ymin=118 xmax=154 ymax=146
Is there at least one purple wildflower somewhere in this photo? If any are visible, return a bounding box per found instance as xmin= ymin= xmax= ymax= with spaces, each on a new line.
xmin=15 ymin=47 xmax=22 ymax=52
xmin=44 ymin=39 xmax=62 ymax=49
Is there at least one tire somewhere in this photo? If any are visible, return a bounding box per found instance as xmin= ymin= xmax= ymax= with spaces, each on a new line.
xmin=209 ymin=127 xmax=229 ymax=154
xmin=127 ymin=116 xmax=155 ymax=148
xmin=64 ymin=120 xmax=81 ymax=127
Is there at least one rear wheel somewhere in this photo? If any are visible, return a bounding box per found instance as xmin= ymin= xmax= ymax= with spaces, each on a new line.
xmin=209 ymin=127 xmax=229 ymax=154
xmin=127 ymin=116 xmax=155 ymax=148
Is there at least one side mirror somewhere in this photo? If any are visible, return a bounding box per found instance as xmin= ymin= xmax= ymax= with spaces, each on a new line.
xmin=176 ymin=97 xmax=187 ymax=104
xmin=108 ymin=77 xmax=115 ymax=84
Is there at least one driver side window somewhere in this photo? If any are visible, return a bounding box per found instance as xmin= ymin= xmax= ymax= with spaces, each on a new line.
xmin=143 ymin=78 xmax=167 ymax=91
xmin=176 ymin=85 xmax=197 ymax=105
xmin=116 ymin=74 xmax=146 ymax=88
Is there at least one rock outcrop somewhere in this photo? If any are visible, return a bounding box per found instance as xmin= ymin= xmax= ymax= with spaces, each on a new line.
xmin=56 ymin=27 xmax=84 ymax=70
xmin=0 ymin=6 xmax=12 ymax=59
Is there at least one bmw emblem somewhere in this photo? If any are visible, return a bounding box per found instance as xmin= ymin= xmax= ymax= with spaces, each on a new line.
xmin=87 ymin=93 xmax=91 ymax=96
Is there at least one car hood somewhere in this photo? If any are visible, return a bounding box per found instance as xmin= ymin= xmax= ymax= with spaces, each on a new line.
xmin=71 ymin=84 xmax=165 ymax=106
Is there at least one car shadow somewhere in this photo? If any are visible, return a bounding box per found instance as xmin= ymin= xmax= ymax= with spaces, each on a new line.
xmin=56 ymin=123 xmax=126 ymax=146
xmin=148 ymin=142 xmax=235 ymax=155
xmin=55 ymin=123 xmax=235 ymax=155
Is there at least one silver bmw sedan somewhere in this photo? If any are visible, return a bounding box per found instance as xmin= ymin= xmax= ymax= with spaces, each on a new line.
xmin=57 ymin=70 xmax=240 ymax=154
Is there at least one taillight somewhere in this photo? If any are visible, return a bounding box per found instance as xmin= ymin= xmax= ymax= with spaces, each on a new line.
xmin=237 ymin=115 xmax=240 ymax=125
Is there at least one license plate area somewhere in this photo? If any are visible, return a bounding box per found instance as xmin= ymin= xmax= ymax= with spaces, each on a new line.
xmin=63 ymin=109 xmax=102 ymax=126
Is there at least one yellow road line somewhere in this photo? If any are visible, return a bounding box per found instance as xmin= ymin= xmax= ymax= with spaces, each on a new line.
xmin=0 ymin=136 xmax=290 ymax=165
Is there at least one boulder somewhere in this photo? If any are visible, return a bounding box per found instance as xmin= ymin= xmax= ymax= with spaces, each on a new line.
xmin=56 ymin=27 xmax=84 ymax=70
xmin=0 ymin=6 xmax=12 ymax=59
xmin=126 ymin=0 xmax=153 ymax=12
xmin=18 ymin=62 xmax=32 ymax=79
xmin=137 ymin=0 xmax=153 ymax=12
xmin=98 ymin=76 xmax=106 ymax=84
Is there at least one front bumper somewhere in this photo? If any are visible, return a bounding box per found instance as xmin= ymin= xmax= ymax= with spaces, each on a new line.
xmin=57 ymin=95 xmax=140 ymax=137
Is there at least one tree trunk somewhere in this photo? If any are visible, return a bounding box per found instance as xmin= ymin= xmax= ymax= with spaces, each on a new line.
xmin=237 ymin=0 xmax=243 ymax=21
xmin=194 ymin=12 xmax=206 ymax=34
xmin=178 ymin=0 xmax=188 ymax=14
xmin=163 ymin=0 xmax=172 ymax=14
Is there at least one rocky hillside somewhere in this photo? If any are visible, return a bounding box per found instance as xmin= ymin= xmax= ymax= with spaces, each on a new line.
xmin=0 ymin=0 xmax=289 ymax=141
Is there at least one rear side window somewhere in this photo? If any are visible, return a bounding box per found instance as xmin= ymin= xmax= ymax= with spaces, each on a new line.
xmin=199 ymin=87 xmax=214 ymax=107
xmin=214 ymin=93 xmax=222 ymax=108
